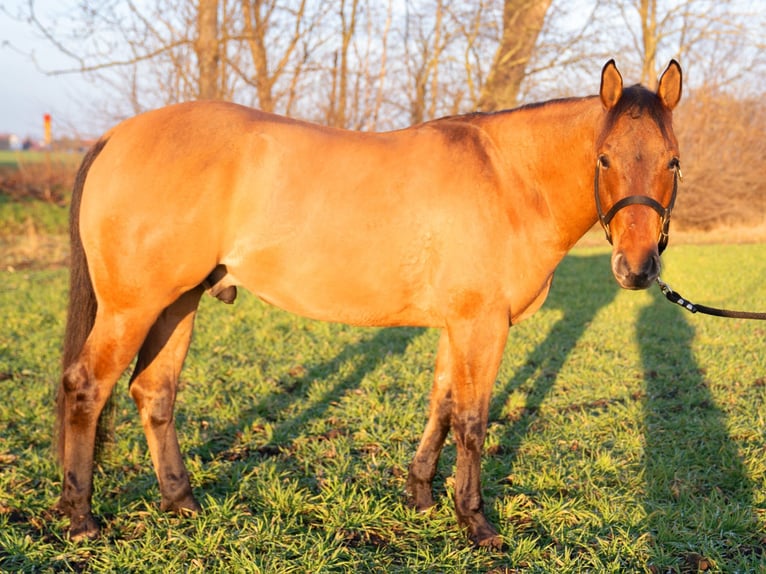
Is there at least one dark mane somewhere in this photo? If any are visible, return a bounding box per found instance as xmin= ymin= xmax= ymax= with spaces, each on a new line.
xmin=427 ymin=95 xmax=592 ymax=126
xmin=430 ymin=87 xmax=672 ymax=146
xmin=512 ymin=95 xmax=589 ymax=113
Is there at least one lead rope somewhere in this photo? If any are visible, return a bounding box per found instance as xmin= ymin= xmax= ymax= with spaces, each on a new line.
xmin=656 ymin=278 xmax=766 ymax=320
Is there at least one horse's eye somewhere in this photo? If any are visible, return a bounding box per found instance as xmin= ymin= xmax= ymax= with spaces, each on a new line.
xmin=668 ymin=157 xmax=680 ymax=170
xmin=598 ymin=155 xmax=611 ymax=169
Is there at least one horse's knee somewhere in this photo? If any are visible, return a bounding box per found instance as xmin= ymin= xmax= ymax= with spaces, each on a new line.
xmin=130 ymin=377 xmax=176 ymax=427
xmin=452 ymin=414 xmax=486 ymax=452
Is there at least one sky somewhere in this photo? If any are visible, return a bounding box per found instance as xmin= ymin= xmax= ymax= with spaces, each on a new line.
xmin=0 ymin=1 xmax=93 ymax=140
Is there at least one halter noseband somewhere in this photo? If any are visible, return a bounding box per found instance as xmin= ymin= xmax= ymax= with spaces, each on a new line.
xmin=594 ymin=157 xmax=681 ymax=254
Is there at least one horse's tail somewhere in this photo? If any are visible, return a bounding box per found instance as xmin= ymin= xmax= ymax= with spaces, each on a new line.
xmin=56 ymin=138 xmax=110 ymax=465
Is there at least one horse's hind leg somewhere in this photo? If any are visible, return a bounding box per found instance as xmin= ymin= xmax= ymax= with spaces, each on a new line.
xmin=58 ymin=307 xmax=157 ymax=540
xmin=128 ymin=287 xmax=204 ymax=514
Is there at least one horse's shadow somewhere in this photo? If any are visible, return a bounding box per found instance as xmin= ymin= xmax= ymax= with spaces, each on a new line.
xmin=483 ymin=252 xmax=759 ymax=565
xmin=488 ymin=253 xmax=621 ymax=473
xmin=637 ymin=291 xmax=760 ymax=566
xmin=183 ymin=320 xmax=425 ymax=482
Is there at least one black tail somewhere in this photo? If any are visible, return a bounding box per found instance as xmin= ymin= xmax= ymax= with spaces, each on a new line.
xmin=56 ymin=138 xmax=110 ymax=465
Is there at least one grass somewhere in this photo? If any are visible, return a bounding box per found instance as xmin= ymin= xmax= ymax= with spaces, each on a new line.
xmin=0 ymin=197 xmax=69 ymax=237
xmin=1 ymin=243 xmax=765 ymax=572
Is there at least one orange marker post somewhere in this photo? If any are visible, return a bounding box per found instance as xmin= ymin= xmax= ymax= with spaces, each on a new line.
xmin=43 ymin=113 xmax=52 ymax=147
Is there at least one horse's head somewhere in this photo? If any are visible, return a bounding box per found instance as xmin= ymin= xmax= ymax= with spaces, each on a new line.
xmin=595 ymin=59 xmax=682 ymax=290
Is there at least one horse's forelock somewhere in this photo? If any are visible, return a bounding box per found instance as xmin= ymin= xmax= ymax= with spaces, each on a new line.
xmin=598 ymin=85 xmax=674 ymax=148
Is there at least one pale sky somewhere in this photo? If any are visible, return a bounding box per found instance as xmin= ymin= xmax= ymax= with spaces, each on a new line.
xmin=0 ymin=1 xmax=93 ymax=140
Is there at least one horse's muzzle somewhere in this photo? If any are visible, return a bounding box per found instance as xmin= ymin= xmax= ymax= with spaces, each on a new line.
xmin=611 ymin=250 xmax=660 ymax=290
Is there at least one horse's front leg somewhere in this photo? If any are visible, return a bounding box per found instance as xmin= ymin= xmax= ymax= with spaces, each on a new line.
xmin=448 ymin=314 xmax=509 ymax=549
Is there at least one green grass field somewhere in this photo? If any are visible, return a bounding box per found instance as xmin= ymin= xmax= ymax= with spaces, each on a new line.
xmin=1 ymin=244 xmax=765 ymax=572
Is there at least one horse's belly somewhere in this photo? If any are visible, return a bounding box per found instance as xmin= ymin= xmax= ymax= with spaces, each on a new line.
xmin=223 ymin=243 xmax=441 ymax=328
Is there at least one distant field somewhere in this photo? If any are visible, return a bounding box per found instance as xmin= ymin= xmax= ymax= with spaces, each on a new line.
xmin=1 ymin=244 xmax=764 ymax=572
xmin=0 ymin=149 xmax=83 ymax=170
xmin=0 ymin=151 xmax=81 ymax=239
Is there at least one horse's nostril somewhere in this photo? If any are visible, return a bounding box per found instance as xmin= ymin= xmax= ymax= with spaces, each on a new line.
xmin=646 ymin=255 xmax=660 ymax=279
xmin=612 ymin=251 xmax=628 ymax=275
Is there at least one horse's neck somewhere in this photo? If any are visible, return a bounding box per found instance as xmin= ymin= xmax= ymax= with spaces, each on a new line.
xmin=479 ymin=98 xmax=604 ymax=251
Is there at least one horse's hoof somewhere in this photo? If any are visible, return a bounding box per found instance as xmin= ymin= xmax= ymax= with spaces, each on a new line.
xmin=68 ymin=513 xmax=100 ymax=541
xmin=406 ymin=489 xmax=436 ymax=513
xmin=460 ymin=512 xmax=504 ymax=551
xmin=161 ymin=495 xmax=201 ymax=515
xmin=405 ymin=473 xmax=436 ymax=512
xmin=475 ymin=532 xmax=504 ymax=551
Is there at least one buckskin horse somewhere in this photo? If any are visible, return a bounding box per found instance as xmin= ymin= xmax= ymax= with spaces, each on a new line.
xmin=56 ymin=59 xmax=682 ymax=548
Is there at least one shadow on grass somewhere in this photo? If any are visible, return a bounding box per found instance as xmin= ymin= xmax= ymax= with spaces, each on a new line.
xmin=490 ymin=252 xmax=619 ymax=476
xmin=637 ymin=291 xmax=761 ymax=570
xmin=186 ymin=324 xmax=425 ymax=480
xmin=483 ymin=251 xmax=759 ymax=568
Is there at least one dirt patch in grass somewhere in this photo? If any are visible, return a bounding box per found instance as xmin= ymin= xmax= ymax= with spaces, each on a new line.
xmin=2 ymin=232 xmax=69 ymax=271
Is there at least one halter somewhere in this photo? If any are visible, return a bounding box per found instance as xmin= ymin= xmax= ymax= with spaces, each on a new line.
xmin=594 ymin=157 xmax=681 ymax=254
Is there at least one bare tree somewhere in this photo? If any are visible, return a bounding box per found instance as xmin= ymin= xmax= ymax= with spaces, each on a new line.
xmin=674 ymin=91 xmax=766 ymax=229
xmin=18 ymin=0 xmax=220 ymax=114
xmin=478 ymin=0 xmax=552 ymax=111
xmin=363 ymin=0 xmax=393 ymax=130
xmin=325 ymin=0 xmax=359 ymax=127
xmin=402 ymin=0 xmax=445 ymax=124
xmin=598 ymin=0 xmax=766 ymax=89
xmin=236 ymin=0 xmax=319 ymax=113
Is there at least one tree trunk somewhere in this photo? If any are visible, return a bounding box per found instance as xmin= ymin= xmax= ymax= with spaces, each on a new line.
xmin=639 ymin=0 xmax=658 ymax=89
xmin=478 ymin=0 xmax=552 ymax=111
xmin=196 ymin=0 xmax=220 ymax=100
xmin=327 ymin=0 xmax=359 ymax=128
xmin=242 ymin=0 xmax=274 ymax=112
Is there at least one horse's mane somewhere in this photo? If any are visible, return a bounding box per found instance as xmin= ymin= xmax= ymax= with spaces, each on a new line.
xmin=427 ymin=95 xmax=593 ymax=127
xmin=429 ymin=85 xmax=671 ymax=145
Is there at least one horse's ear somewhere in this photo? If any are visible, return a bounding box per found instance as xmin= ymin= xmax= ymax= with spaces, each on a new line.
xmin=657 ymin=59 xmax=682 ymax=110
xmin=600 ymin=59 xmax=623 ymax=110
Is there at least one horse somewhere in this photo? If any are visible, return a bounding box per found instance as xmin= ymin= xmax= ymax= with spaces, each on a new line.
xmin=55 ymin=59 xmax=682 ymax=548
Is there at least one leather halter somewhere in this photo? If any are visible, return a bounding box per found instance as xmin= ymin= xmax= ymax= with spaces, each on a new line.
xmin=594 ymin=157 xmax=681 ymax=254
